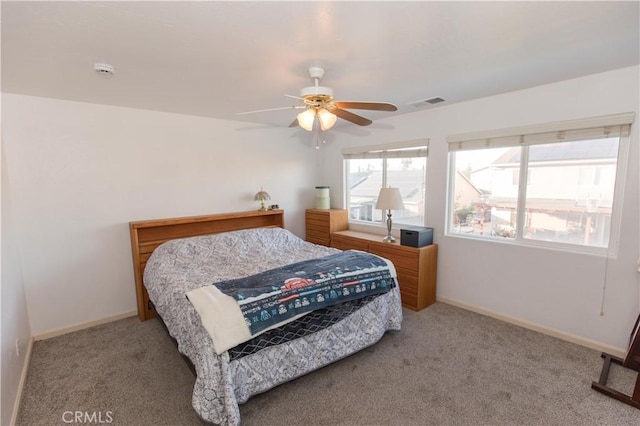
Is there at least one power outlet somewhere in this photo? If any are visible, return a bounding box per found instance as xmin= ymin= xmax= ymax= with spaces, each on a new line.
xmin=15 ymin=338 xmax=20 ymax=357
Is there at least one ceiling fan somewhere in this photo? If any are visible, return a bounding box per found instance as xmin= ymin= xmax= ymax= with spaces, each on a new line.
xmin=236 ymin=67 xmax=398 ymax=133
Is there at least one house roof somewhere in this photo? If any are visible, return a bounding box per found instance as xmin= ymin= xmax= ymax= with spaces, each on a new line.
xmin=350 ymin=170 xmax=425 ymax=205
xmin=456 ymin=171 xmax=489 ymax=196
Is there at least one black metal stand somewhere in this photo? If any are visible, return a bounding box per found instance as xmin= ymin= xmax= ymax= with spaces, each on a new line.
xmin=591 ymin=352 xmax=640 ymax=409
xmin=591 ymin=313 xmax=640 ymax=409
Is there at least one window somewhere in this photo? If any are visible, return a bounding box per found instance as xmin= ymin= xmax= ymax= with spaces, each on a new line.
xmin=343 ymin=139 xmax=428 ymax=227
xmin=447 ymin=113 xmax=634 ymax=253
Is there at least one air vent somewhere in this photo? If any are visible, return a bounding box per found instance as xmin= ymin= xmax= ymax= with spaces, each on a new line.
xmin=425 ymin=97 xmax=445 ymax=104
xmin=409 ymin=97 xmax=446 ymax=107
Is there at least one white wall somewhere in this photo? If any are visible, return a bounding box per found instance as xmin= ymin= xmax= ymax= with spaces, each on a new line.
xmin=1 ymin=141 xmax=32 ymax=426
xmin=1 ymin=94 xmax=323 ymax=335
xmin=2 ymin=66 xmax=638 ymax=353
xmin=319 ymin=66 xmax=640 ymax=351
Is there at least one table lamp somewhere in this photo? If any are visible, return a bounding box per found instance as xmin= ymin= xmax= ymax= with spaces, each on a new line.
xmin=375 ymin=187 xmax=404 ymax=243
xmin=254 ymin=188 xmax=271 ymax=212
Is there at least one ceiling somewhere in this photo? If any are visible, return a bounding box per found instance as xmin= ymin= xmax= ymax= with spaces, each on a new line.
xmin=2 ymin=1 xmax=639 ymax=130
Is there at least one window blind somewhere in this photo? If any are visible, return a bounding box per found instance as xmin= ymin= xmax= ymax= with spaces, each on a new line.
xmin=342 ymin=138 xmax=429 ymax=159
xmin=447 ymin=112 xmax=635 ymax=152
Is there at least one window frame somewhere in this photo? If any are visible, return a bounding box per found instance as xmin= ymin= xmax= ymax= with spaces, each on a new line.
xmin=343 ymin=139 xmax=429 ymax=230
xmin=445 ymin=113 xmax=634 ymax=256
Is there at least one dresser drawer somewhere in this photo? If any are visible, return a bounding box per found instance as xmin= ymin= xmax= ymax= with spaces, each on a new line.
xmin=399 ymin=291 xmax=418 ymax=310
xmin=368 ymin=247 xmax=418 ymax=271
xmin=306 ymin=222 xmax=329 ymax=233
xmin=395 ymin=269 xmax=418 ymax=292
xmin=330 ymin=234 xmax=369 ymax=251
xmin=305 ymin=209 xmax=348 ymax=247
xmin=305 ymin=214 xmax=329 ymax=228
xmin=307 ymin=236 xmax=330 ymax=246
xmin=306 ymin=228 xmax=330 ymax=241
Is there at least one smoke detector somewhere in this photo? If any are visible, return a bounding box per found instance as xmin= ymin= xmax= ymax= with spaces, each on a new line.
xmin=94 ymin=63 xmax=114 ymax=75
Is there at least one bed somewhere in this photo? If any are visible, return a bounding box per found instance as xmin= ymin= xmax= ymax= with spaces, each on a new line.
xmin=129 ymin=210 xmax=403 ymax=425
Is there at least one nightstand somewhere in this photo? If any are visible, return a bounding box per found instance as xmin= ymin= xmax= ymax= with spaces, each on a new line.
xmin=305 ymin=209 xmax=348 ymax=247
xmin=331 ymin=230 xmax=437 ymax=311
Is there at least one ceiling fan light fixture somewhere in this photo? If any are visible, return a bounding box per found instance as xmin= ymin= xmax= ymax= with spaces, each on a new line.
xmin=297 ymin=109 xmax=316 ymax=131
xmin=238 ymin=67 xmax=395 ymax=134
xmin=317 ymin=108 xmax=337 ymax=131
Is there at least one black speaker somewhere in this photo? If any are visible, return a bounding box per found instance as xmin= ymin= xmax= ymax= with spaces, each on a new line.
xmin=400 ymin=226 xmax=433 ymax=247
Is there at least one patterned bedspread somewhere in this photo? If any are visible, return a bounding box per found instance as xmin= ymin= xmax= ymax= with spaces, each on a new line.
xmin=144 ymin=227 xmax=403 ymax=425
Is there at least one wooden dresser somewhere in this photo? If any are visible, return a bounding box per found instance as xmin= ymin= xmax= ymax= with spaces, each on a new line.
xmin=330 ymin=230 xmax=438 ymax=311
xmin=305 ymin=209 xmax=348 ymax=247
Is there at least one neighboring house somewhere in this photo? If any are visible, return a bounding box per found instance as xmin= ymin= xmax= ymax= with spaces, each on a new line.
xmin=464 ymin=139 xmax=618 ymax=246
xmin=348 ymin=169 xmax=425 ymax=226
xmin=452 ymin=170 xmax=488 ymax=228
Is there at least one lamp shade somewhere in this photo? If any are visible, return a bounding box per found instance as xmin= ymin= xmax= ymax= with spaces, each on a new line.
xmin=317 ymin=108 xmax=337 ymax=131
xmin=297 ymin=109 xmax=316 ymax=131
xmin=254 ymin=188 xmax=271 ymax=201
xmin=375 ymin=187 xmax=404 ymax=210
xmin=297 ymin=107 xmax=337 ymax=132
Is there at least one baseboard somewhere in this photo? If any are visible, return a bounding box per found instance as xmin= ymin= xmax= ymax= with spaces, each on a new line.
xmin=11 ymin=336 xmax=33 ymax=426
xmin=438 ymin=296 xmax=627 ymax=359
xmin=33 ymin=309 xmax=137 ymax=341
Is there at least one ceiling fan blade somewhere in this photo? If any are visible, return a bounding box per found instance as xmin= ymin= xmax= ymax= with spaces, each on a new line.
xmin=284 ymin=94 xmax=304 ymax=101
xmin=288 ymin=118 xmax=299 ymax=128
xmin=236 ymin=105 xmax=304 ymax=115
xmin=332 ymin=108 xmax=373 ymax=126
xmin=334 ymin=101 xmax=398 ymax=111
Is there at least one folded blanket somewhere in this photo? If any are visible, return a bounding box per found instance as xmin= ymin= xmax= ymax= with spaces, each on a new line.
xmin=186 ymin=250 xmax=396 ymax=354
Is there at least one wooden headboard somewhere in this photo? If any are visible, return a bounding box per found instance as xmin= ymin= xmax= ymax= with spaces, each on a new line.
xmin=129 ymin=210 xmax=285 ymax=321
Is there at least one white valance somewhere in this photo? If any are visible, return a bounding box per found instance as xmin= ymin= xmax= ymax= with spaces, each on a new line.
xmin=447 ymin=113 xmax=635 ymax=152
xmin=342 ymin=138 xmax=429 ymax=159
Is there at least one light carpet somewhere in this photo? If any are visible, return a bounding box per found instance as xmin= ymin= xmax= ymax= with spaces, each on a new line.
xmin=17 ymin=302 xmax=640 ymax=425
